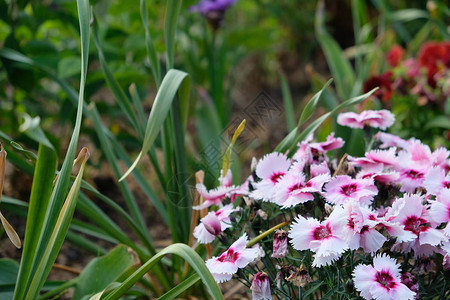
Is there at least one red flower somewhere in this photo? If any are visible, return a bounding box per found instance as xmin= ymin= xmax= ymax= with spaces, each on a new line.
xmin=417 ymin=41 xmax=450 ymax=88
xmin=363 ymin=72 xmax=393 ymax=102
xmin=386 ymin=45 xmax=404 ymax=67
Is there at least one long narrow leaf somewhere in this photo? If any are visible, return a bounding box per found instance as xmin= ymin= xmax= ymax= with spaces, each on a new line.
xmin=280 ymin=75 xmax=296 ymax=131
xmin=92 ymin=16 xmax=140 ymax=133
xmin=164 ymin=0 xmax=182 ymax=69
xmin=102 ymin=243 xmax=224 ymax=300
xmin=158 ymin=274 xmax=200 ymax=300
xmin=297 ymin=79 xmax=333 ymax=127
xmin=276 ymin=88 xmax=377 ymax=153
xmin=13 ymin=1 xmax=90 ymax=298
xmin=120 ymin=69 xmax=190 ymax=181
xmin=140 ymin=0 xmax=161 ymax=85
xmin=13 ymin=144 xmax=57 ymax=296
xmin=25 ymin=148 xmax=90 ymax=299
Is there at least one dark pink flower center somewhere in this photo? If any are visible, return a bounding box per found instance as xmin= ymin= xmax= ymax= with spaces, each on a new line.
xmin=347 ymin=217 xmax=355 ymax=229
xmin=218 ymin=248 xmax=239 ymax=263
xmin=362 ymin=173 xmax=374 ymax=179
xmin=341 ymin=183 xmax=358 ymax=196
xmin=443 ymin=181 xmax=450 ymax=189
xmin=270 ymin=172 xmax=285 ymax=184
xmin=313 ymin=225 xmax=332 ymax=240
xmin=360 ymin=225 xmax=370 ymax=233
xmin=405 ymin=170 xmax=424 ymax=179
xmin=404 ymin=216 xmax=430 ymax=235
xmin=289 ymin=183 xmax=305 ymax=193
xmin=376 ymin=270 xmax=397 ymax=290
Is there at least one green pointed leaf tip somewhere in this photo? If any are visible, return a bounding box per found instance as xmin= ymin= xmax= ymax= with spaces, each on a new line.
xmin=119 ymin=69 xmax=189 ymax=181
xmin=298 ymin=78 xmax=333 ymax=127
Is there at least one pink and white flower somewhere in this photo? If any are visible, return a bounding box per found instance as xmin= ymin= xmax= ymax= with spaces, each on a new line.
xmin=309 ymin=132 xmax=344 ymax=153
xmin=251 ymin=272 xmax=271 ymax=300
xmin=387 ymin=194 xmax=447 ymax=256
xmin=429 ymin=188 xmax=450 ymax=236
xmin=273 ymin=168 xmax=330 ymax=208
xmin=375 ymin=132 xmax=410 ymax=149
xmin=357 ymin=167 xmax=400 ymax=184
xmin=193 ymin=204 xmax=236 ymax=244
xmin=337 ymin=110 xmax=395 ymax=130
xmin=206 ymin=233 xmax=259 ymax=283
xmin=324 ymin=175 xmax=378 ymax=206
xmin=353 ymin=253 xmax=416 ymax=300
xmin=310 ymin=161 xmax=331 ymax=177
xmin=424 ymin=167 xmax=450 ymax=196
xmin=250 ymin=152 xmax=291 ymax=202
xmin=342 ymin=201 xmax=387 ymax=253
xmin=194 ymin=170 xmax=238 ymax=210
xmin=289 ymin=205 xmax=348 ymax=267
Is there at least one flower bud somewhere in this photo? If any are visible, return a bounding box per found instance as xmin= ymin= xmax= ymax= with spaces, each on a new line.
xmin=251 ymin=272 xmax=271 ymax=300
xmin=272 ymin=230 xmax=288 ymax=258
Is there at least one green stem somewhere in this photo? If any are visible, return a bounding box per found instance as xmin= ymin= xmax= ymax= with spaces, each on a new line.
xmin=246 ymin=221 xmax=290 ymax=248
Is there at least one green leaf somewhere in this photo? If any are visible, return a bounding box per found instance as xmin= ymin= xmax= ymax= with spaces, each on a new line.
xmin=164 ymin=0 xmax=182 ymax=69
xmin=92 ymin=17 xmax=140 ymax=133
xmin=13 ymin=0 xmax=91 ymax=298
xmin=425 ymin=116 xmax=450 ymax=130
xmin=158 ymin=274 xmax=200 ymax=300
xmin=119 ymin=69 xmax=190 ymax=181
xmin=9 ymin=142 xmax=37 ymax=162
xmin=102 ymin=243 xmax=224 ymax=300
xmin=281 ymin=75 xmax=296 ymax=131
xmin=73 ymin=245 xmax=136 ymax=300
xmin=387 ymin=9 xmax=429 ymax=22
xmin=13 ymin=144 xmax=57 ymax=299
xmin=140 ymin=0 xmax=161 ymax=85
xmin=315 ymin=0 xmax=355 ymax=99
xmin=276 ymin=88 xmax=378 ymax=153
xmin=298 ymin=79 xmax=333 ymax=127
xmin=0 ymin=259 xmax=19 ymax=300
xmin=25 ymin=148 xmax=90 ymax=299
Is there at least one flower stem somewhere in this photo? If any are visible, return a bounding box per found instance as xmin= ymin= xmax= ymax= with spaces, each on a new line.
xmin=246 ymin=221 xmax=290 ymax=248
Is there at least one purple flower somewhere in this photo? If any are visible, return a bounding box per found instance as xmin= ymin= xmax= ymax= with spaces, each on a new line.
xmin=251 ymin=272 xmax=271 ymax=300
xmin=189 ymin=0 xmax=237 ymax=29
xmin=189 ymin=0 xmax=237 ymax=15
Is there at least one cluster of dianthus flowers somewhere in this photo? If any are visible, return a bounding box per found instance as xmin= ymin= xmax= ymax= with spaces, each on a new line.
xmin=192 ymin=109 xmax=450 ymax=300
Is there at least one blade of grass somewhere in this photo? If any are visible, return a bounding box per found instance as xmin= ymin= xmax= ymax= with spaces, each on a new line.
xmin=140 ymin=0 xmax=161 ymax=86
xmin=24 ymin=148 xmax=90 ymax=299
xmin=298 ymin=79 xmax=333 ymax=127
xmin=164 ymin=0 xmax=182 ymax=69
xmin=276 ymin=88 xmax=378 ymax=154
xmin=119 ymin=69 xmax=190 ymax=181
xmin=92 ymin=16 xmax=140 ymax=133
xmin=102 ymin=243 xmax=224 ymax=300
xmin=88 ymin=103 xmax=153 ymax=249
xmin=12 ymin=144 xmax=57 ymax=297
xmin=158 ymin=274 xmax=200 ymax=300
xmin=280 ymin=75 xmax=296 ymax=131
